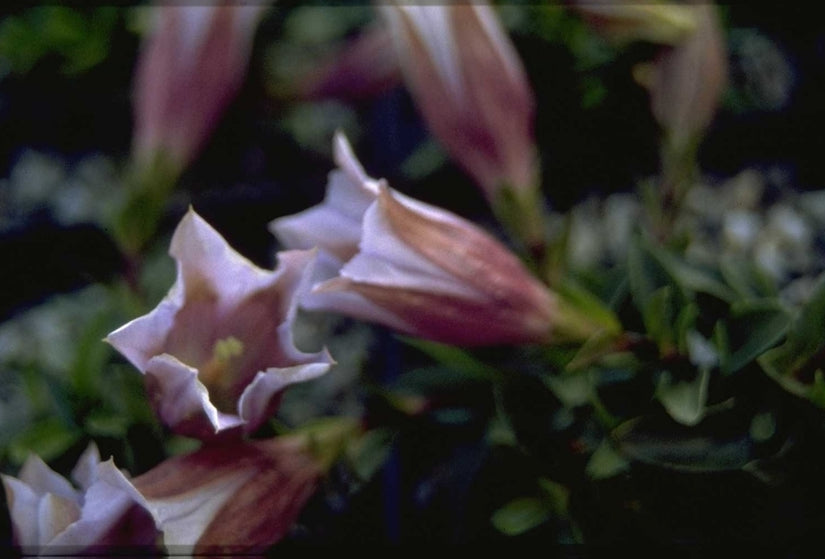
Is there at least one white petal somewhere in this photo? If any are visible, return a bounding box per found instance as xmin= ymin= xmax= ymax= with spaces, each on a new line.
xmin=2 ymin=475 xmax=42 ymax=547
xmin=170 ymin=208 xmax=274 ymax=309
xmin=145 ymin=354 xmax=244 ymax=437
xmin=51 ymin=460 xmax=157 ymax=549
xmin=18 ymin=454 xmax=78 ymax=502
xmin=105 ymin=296 xmax=180 ymax=372
xmin=38 ymin=493 xmax=81 ymax=546
xmin=71 ymin=442 xmax=102 ymax=491
xmin=238 ymin=362 xmax=333 ymax=431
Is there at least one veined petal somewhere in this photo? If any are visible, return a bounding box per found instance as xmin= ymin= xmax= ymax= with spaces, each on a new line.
xmin=306 ymin=186 xmax=557 ymax=346
xmin=133 ymin=437 xmax=324 ymax=554
xmin=380 ymin=3 xmax=537 ymax=199
xmin=133 ymin=4 xmax=268 ymax=170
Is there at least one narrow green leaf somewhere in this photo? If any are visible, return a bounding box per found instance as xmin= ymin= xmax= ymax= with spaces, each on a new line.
xmin=642 ymin=286 xmax=674 ymax=348
xmin=721 ymin=301 xmax=790 ymax=374
xmin=613 ymin=415 xmax=752 ymax=472
xmin=399 ymin=338 xmax=502 ymax=381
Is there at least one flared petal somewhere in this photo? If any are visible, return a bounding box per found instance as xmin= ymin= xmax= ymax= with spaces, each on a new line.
xmin=107 ymin=209 xmax=333 ymax=438
xmin=270 ymin=132 xmax=380 ymax=262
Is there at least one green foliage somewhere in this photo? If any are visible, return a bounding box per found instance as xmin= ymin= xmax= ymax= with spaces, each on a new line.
xmin=0 ymin=7 xmax=119 ymax=75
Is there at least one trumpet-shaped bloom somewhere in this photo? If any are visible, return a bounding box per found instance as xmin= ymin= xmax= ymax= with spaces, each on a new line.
xmin=131 ymin=3 xmax=267 ymax=172
xmin=303 ymin=183 xmax=559 ymax=346
xmin=379 ymin=3 xmax=537 ymax=201
xmin=270 ymin=131 xmax=381 ymax=264
xmin=2 ymin=443 xmax=158 ymax=555
xmin=107 ymin=209 xmax=333 ymax=439
xmin=132 ymin=435 xmax=327 ymax=555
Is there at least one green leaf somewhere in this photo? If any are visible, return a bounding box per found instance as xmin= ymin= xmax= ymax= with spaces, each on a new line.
xmin=627 ymin=237 xmax=671 ymax=308
xmin=628 ymin=237 xmax=736 ymax=309
xmin=545 ymin=372 xmax=593 ymax=407
xmin=491 ymin=497 xmax=551 ymax=536
xmin=555 ymin=278 xmax=622 ymax=336
xmin=613 ymin=414 xmax=752 ymax=472
xmin=720 ymin=257 xmax=778 ymax=299
xmin=346 ymin=428 xmax=395 ymax=484
xmin=675 ymin=303 xmax=700 ymax=355
xmin=399 ymin=338 xmax=502 ymax=382
xmin=642 ymin=286 xmax=675 ymax=348
xmin=83 ymin=408 xmax=129 ymax=438
xmin=655 ymin=367 xmax=710 ymax=426
xmin=586 ymin=439 xmax=630 ymax=479
xmin=652 ymin=245 xmax=736 ymax=302
xmin=759 ymin=273 xmax=825 ymax=392
xmin=8 ymin=417 xmax=81 ymax=466
xmin=721 ymin=300 xmax=790 ymax=374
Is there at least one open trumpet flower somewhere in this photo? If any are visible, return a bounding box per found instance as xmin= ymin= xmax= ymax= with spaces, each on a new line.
xmin=107 ymin=209 xmax=333 ymax=439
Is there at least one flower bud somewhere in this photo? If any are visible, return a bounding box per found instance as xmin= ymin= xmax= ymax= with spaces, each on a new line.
xmin=644 ymin=3 xmax=728 ymax=156
xmin=131 ymin=3 xmax=267 ymax=173
xmin=379 ymin=3 xmax=538 ymax=204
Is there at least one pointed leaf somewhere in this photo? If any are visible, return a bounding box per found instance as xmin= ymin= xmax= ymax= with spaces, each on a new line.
xmin=491 ymin=497 xmax=551 ymax=536
xmin=655 ymin=367 xmax=710 ymax=426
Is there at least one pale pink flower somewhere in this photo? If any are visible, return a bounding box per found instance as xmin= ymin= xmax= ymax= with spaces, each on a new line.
xmin=106 ymin=209 xmax=333 ymax=439
xmin=303 ymin=183 xmax=559 ymax=346
xmin=269 ymin=131 xmax=381 ymax=264
xmin=131 ymin=3 xmax=267 ymax=172
xmin=379 ymin=3 xmax=538 ymax=201
xmin=274 ymin=134 xmax=608 ymax=346
xmin=2 ymin=443 xmax=158 ymax=555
